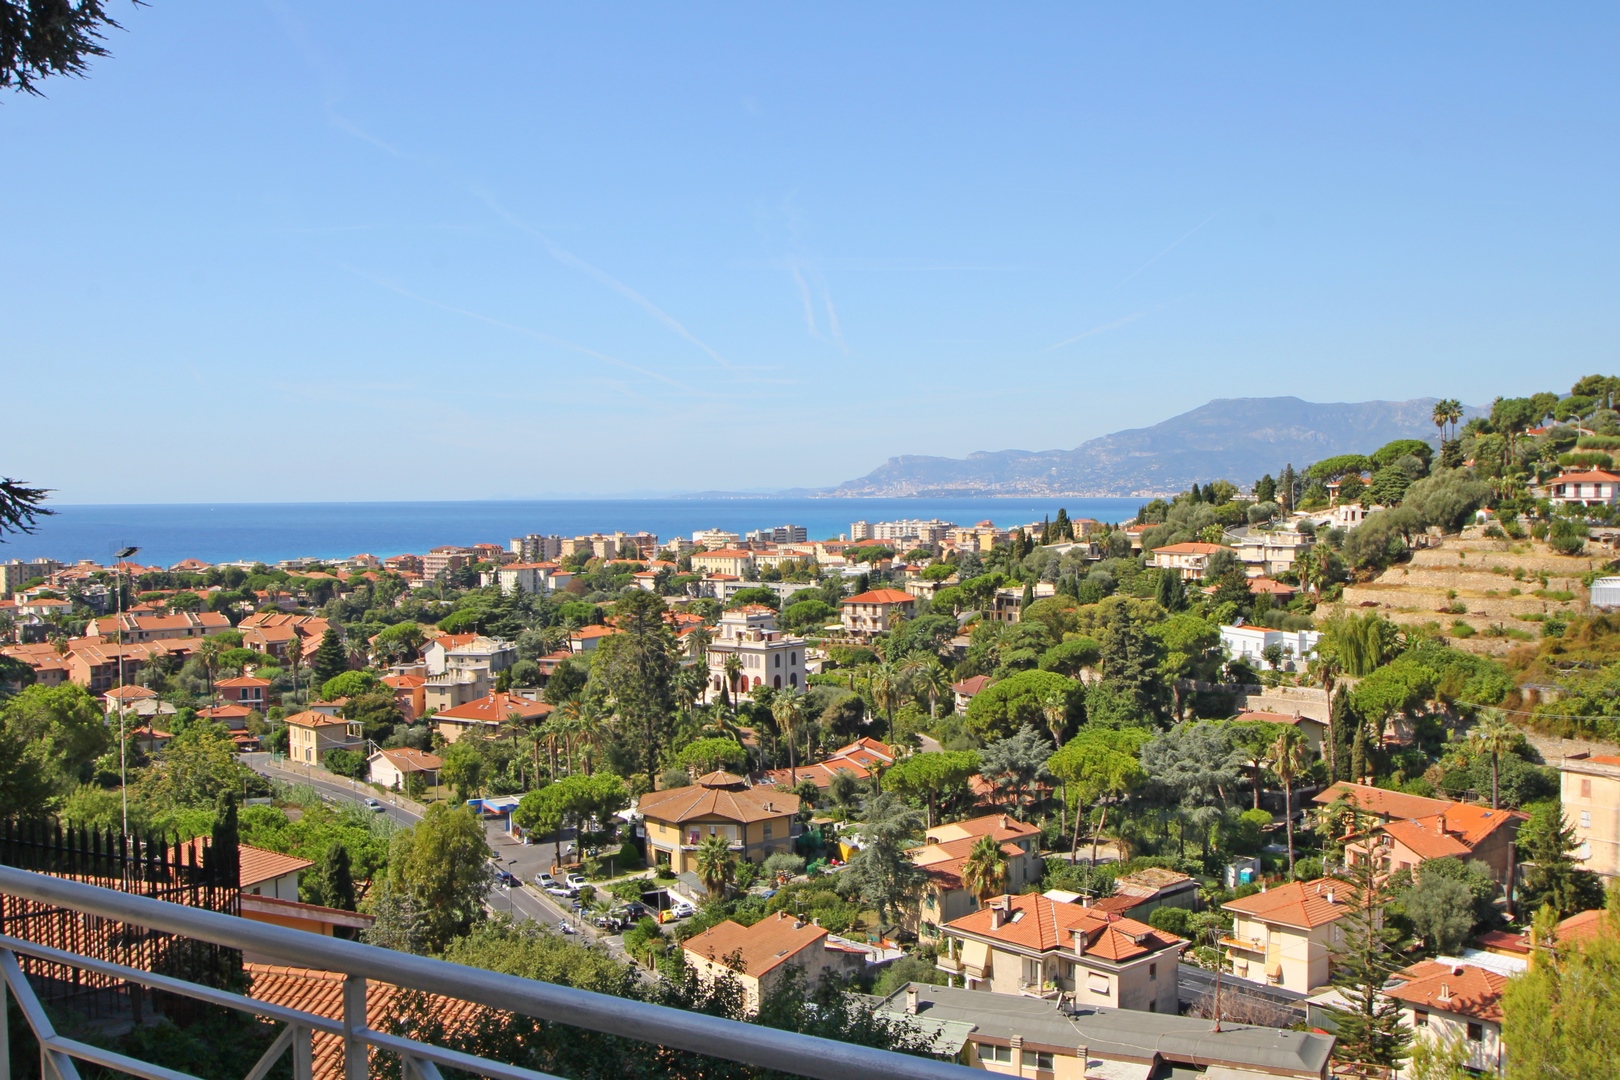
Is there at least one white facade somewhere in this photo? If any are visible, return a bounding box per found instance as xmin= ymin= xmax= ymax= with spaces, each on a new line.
xmin=1229 ymin=528 xmax=1315 ymax=578
xmin=705 ymin=609 xmax=807 ymax=698
xmin=1591 ymin=577 xmax=1620 ymax=609
xmin=1220 ymin=625 xmax=1320 ymax=671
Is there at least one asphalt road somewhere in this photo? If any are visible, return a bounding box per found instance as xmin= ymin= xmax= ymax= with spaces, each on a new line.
xmin=244 ymin=756 xmax=570 ymax=931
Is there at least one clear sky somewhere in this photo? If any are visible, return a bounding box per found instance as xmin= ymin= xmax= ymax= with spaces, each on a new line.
xmin=4 ymin=4 xmax=1618 ymax=503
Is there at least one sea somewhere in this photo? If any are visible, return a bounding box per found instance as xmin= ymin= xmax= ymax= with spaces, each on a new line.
xmin=5 ymin=497 xmax=1147 ymax=568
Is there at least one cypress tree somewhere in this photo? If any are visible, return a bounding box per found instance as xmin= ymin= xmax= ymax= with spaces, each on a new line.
xmin=1329 ymin=857 xmax=1411 ymax=1070
xmin=210 ymin=791 xmax=240 ymax=887
xmin=311 ymin=628 xmax=348 ymax=686
xmin=314 ymin=841 xmax=357 ymax=912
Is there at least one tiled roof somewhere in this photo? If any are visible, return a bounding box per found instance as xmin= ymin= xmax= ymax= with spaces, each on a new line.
xmin=372 ymin=748 xmax=443 ymax=772
xmin=1234 ymin=710 xmax=1321 ymax=726
xmin=103 ymin=685 xmax=159 ymax=700
xmin=435 ymin=693 xmax=552 ymax=723
xmin=1223 ymin=878 xmax=1355 ymax=930
xmin=1313 ymin=782 xmax=1452 ymax=821
xmin=1152 ymin=542 xmax=1226 ymax=555
xmin=1380 ymin=817 xmax=1473 ymax=860
xmin=682 ymin=911 xmax=827 ymax=978
xmin=239 ymin=844 xmax=315 ymax=888
xmin=637 ymin=778 xmax=798 ymax=825
xmin=1386 ymin=961 xmax=1507 ymax=1023
xmin=1555 ymin=908 xmax=1615 ymax=947
xmin=282 ymin=710 xmax=351 ymax=729
xmin=951 ymin=675 xmax=993 ymax=696
xmin=946 ymin=893 xmax=1183 ymax=962
xmin=1551 ymin=470 xmax=1620 ymax=483
xmin=926 ymin=813 xmax=1042 ymax=845
xmin=215 ymin=676 xmax=271 ymax=688
xmin=841 ymin=589 xmax=915 ymax=605
xmin=245 ymin=964 xmax=484 ymax=1080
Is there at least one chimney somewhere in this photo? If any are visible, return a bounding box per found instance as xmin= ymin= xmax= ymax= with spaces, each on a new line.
xmin=1000 ymin=814 xmax=1010 ymax=829
xmin=794 ymin=918 xmax=806 ymax=930
xmin=1073 ymin=928 xmax=1088 ymax=955
xmin=1326 ymin=889 xmax=1335 ymax=904
xmin=905 ymin=987 xmax=919 ymax=1015
xmin=1438 ymin=982 xmax=1452 ymax=1003
xmin=990 ymin=906 xmax=1006 ymax=930
xmin=812 ymin=917 xmax=820 ymax=927
xmin=1436 ymin=813 xmax=1448 ymax=835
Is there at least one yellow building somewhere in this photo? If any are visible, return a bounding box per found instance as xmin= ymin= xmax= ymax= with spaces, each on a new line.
xmin=1221 ymin=878 xmax=1355 ymax=992
xmin=637 ymin=771 xmax=799 ymax=876
xmin=283 ymin=709 xmax=363 ymax=766
xmin=1560 ymin=753 xmax=1620 ymax=882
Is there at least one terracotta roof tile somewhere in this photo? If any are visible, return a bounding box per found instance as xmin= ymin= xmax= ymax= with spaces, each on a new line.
xmin=840 ymin=589 xmax=915 ymax=605
xmin=682 ymin=911 xmax=827 ymax=978
xmin=1386 ymin=961 xmax=1507 ymax=1024
xmin=1223 ymin=878 xmax=1356 ymax=930
xmin=945 ymin=893 xmax=1183 ymax=962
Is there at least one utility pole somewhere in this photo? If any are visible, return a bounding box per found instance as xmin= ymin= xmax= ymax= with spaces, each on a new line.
xmin=114 ymin=545 xmax=140 ymax=837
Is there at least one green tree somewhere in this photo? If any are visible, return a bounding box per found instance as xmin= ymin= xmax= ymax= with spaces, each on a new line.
xmin=1329 ymin=856 xmax=1410 ymax=1071
xmin=845 ymin=791 xmax=925 ymax=928
xmin=585 ymin=591 xmax=676 ymax=785
xmin=0 ymin=683 xmax=108 ymax=809
xmin=964 ymin=669 xmax=1081 ymax=742
xmin=675 ymin=737 xmax=748 ymax=776
xmin=440 ymin=739 xmax=486 ymax=804
xmin=1501 ymin=888 xmax=1620 ymax=1079
xmin=1141 ymin=721 xmax=1244 ymax=854
xmin=1401 ymin=866 xmax=1475 ymax=955
xmin=322 ymin=748 xmax=366 ymax=779
xmin=1048 ymin=728 xmax=1149 ymax=863
xmin=137 ymin=725 xmax=245 ymax=810
xmin=771 ymin=691 xmax=806 ymax=780
xmin=310 ymin=628 xmax=348 ymax=685
xmin=694 ymin=832 xmax=736 ymax=898
xmin=311 ymin=840 xmax=357 ymax=912
xmin=1517 ymin=799 xmax=1606 ymax=918
xmin=385 ymin=803 xmax=492 ymax=952
xmin=320 ymin=669 xmax=381 ymax=701
xmin=1272 ymin=728 xmax=1311 ymax=876
xmin=1468 ymin=713 xmax=1519 ymax=810
xmin=959 ymin=834 xmax=1008 ymax=904
xmin=884 ymin=750 xmax=980 ymax=828
xmin=978 ymin=724 xmax=1053 ymax=820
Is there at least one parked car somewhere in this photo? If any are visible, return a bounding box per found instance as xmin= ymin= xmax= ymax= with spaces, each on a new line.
xmin=618 ymin=901 xmax=649 ymax=921
xmin=668 ymin=900 xmax=696 ymax=919
xmin=566 ymin=874 xmax=589 ymax=891
xmin=545 ymin=881 xmax=577 ymax=898
xmin=535 ymin=873 xmax=558 ymax=889
xmin=592 ymin=912 xmax=626 ymax=932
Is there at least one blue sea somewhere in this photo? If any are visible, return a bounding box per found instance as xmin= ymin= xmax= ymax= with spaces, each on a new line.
xmin=5 ymin=498 xmax=1147 ymax=568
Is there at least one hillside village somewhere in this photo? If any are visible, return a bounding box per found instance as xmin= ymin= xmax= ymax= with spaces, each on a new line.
xmin=3 ymin=380 xmax=1620 ymax=1078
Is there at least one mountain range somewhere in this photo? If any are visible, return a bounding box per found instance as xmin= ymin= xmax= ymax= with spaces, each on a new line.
xmin=822 ymin=396 xmax=1470 ymax=498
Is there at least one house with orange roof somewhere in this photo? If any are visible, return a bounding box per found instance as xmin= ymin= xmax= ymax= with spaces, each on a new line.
xmin=1341 ymin=800 xmax=1525 ymax=887
xmin=367 ymin=747 xmax=443 ymax=790
xmin=1537 ymin=468 xmax=1620 ymax=507
xmin=382 ymin=672 xmax=426 ymax=720
xmin=215 ymin=674 xmax=270 ymax=709
xmin=198 ymin=703 xmax=254 ymax=731
xmin=567 ymin=624 xmax=620 ymax=653
xmin=1233 ymin=709 xmax=1328 ymax=757
xmin=636 ymin=771 xmax=799 ymax=876
xmin=951 ymin=674 xmax=993 ymax=714
xmin=682 ymin=911 xmax=834 ymax=1011
xmin=1312 ymin=781 xmax=1453 ymax=825
xmin=283 ymin=710 xmax=364 ymax=766
xmin=84 ymin=610 xmax=232 ymax=643
xmin=239 ymin=613 xmax=331 ymax=660
xmin=1384 ymin=960 xmax=1508 ymax=1076
xmin=1558 ymin=752 xmax=1620 ymax=882
xmin=1221 ymin=878 xmax=1357 ymax=991
xmin=432 ymin=693 xmax=551 ymax=745
xmin=1150 ymin=541 xmax=1228 ymax=581
xmin=936 ymin=892 xmax=1185 ymax=1012
xmin=761 ymin=737 xmax=895 ymax=789
xmin=422 ymin=633 xmax=516 ymax=675
xmin=906 ymin=815 xmax=1044 ymax=936
xmin=838 ymin=588 xmax=916 ymax=637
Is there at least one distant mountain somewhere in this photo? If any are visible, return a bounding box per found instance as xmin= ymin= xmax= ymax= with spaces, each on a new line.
xmin=828 ymin=397 xmax=1472 ymax=498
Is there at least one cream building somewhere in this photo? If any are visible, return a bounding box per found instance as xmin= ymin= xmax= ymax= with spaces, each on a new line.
xmin=682 ymin=912 xmax=832 ymax=1012
xmin=704 ymin=607 xmax=807 ymax=698
xmin=1560 ymin=752 xmax=1620 ymax=881
xmin=636 ymin=771 xmax=800 ymax=875
xmin=1221 ymin=878 xmax=1355 ymax=992
xmin=1385 ymin=960 xmax=1508 ymax=1077
xmin=283 ymin=709 xmax=364 ymax=766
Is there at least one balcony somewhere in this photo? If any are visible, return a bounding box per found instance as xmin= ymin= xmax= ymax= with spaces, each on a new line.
xmin=0 ymin=864 xmax=979 ymax=1080
xmin=1220 ymin=935 xmax=1266 ymax=954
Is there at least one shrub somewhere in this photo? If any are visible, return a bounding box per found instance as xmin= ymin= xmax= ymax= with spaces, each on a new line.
xmin=1549 ymin=518 xmax=1589 ymax=556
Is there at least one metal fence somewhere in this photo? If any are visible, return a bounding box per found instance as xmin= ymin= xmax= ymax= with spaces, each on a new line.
xmin=0 ymin=865 xmax=980 ymax=1080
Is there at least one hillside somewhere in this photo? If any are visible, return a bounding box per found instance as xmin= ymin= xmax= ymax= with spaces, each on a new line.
xmin=829 ymin=396 xmax=1474 ymax=497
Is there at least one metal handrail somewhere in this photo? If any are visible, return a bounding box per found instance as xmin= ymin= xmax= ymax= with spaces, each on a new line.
xmin=0 ymin=864 xmax=979 ymax=1080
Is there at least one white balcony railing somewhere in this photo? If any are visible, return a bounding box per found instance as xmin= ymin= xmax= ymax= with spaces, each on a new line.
xmin=0 ymin=864 xmax=979 ymax=1080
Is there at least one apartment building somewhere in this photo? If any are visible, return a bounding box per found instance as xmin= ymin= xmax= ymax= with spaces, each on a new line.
xmin=284 ymin=710 xmax=364 ymax=766
xmin=848 ymin=519 xmax=954 ymax=546
xmin=704 ymin=607 xmax=807 ymax=698
xmin=936 ymin=892 xmax=1185 ymax=1013
xmin=0 ymin=558 xmax=62 ymax=598
xmin=637 ymin=771 xmax=800 ymax=875
xmin=1229 ymin=526 xmax=1316 ymax=578
xmin=422 ymin=634 xmax=516 ymax=676
xmin=1150 ymin=542 xmax=1228 ymax=581
xmin=508 ymin=534 xmax=565 ymax=561
xmin=1221 ymin=879 xmax=1356 ymax=992
xmin=84 ymin=611 xmax=232 ymax=643
xmin=1220 ymin=625 xmax=1320 ymax=671
xmin=839 ymin=589 xmax=916 ymax=637
xmin=988 ymin=582 xmax=1057 ymax=624
xmin=559 ymin=532 xmax=658 ymax=560
xmin=910 ymin=815 xmax=1043 ymax=936
xmin=494 ymin=562 xmax=566 ymax=596
xmin=745 ymin=524 xmax=808 ymax=544
xmin=421 ymin=546 xmax=475 ymax=579
xmin=1560 ymin=752 xmax=1620 ymax=881
xmin=1386 ymin=960 xmax=1507 ymax=1077
xmin=690 ymin=548 xmax=755 ymax=577
xmin=691 ymin=528 xmax=740 ymax=549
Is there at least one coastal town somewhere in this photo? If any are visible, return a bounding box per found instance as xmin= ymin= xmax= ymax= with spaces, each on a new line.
xmin=3 ymin=387 xmax=1620 ymax=1078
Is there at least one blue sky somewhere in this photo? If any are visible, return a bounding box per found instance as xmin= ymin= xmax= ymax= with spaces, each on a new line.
xmin=4 ymin=3 xmax=1618 ymax=503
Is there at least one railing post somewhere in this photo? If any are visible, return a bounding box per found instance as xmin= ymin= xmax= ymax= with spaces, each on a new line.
xmin=342 ymin=975 xmax=367 ymax=1080
xmin=0 ymin=959 xmax=8 ymax=1080
xmin=291 ymin=1025 xmax=313 ymax=1080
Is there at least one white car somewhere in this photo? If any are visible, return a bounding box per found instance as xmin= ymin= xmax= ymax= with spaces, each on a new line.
xmin=668 ymin=900 xmax=696 ymax=919
xmin=566 ymin=874 xmax=589 ymax=891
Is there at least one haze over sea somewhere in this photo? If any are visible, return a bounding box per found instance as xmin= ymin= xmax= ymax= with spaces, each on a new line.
xmin=8 ymin=498 xmax=1147 ymax=568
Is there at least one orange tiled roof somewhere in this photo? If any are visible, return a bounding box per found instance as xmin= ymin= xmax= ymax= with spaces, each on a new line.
xmin=373 ymin=748 xmax=443 ymax=772
xmin=841 ymin=589 xmax=915 ymax=605
xmin=1223 ymin=878 xmax=1356 ymax=930
xmin=951 ymin=675 xmax=992 ymax=696
xmin=1235 ymin=710 xmax=1321 ymax=726
xmin=637 ymin=776 xmax=798 ymax=825
xmin=282 ymin=710 xmax=351 ymax=729
xmin=1555 ymin=908 xmax=1615 ymax=947
xmin=1152 ymin=542 xmax=1226 ymax=555
xmin=1313 ymin=782 xmax=1452 ymax=821
xmin=1386 ymin=961 xmax=1507 ymax=1024
xmin=682 ymin=911 xmax=827 ymax=978
xmin=434 ymin=693 xmax=552 ymax=723
xmin=946 ymin=893 xmax=1182 ymax=962
xmin=215 ymin=675 xmax=271 ymax=688
xmin=1550 ymin=470 xmax=1620 ymax=483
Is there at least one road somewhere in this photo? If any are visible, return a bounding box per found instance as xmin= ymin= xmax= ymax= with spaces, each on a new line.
xmin=244 ymin=755 xmax=574 ymax=933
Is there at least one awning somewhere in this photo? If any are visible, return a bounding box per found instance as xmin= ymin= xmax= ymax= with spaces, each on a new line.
xmin=961 ymin=938 xmax=992 ymax=979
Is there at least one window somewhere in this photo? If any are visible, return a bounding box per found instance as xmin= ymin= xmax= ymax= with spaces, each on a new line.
xmin=774 ymin=654 xmax=781 ymax=668
xmin=1087 ymin=973 xmax=1111 ymax=996
xmin=1580 ymin=811 xmax=1592 ymax=829
xmin=763 ymin=822 xmax=773 ymax=839
xmin=1582 ymin=778 xmax=1593 ymax=798
xmin=790 ymin=651 xmax=797 ymax=664
xmin=1149 ymin=963 xmax=1157 ymax=981
xmin=1148 ymin=1000 xmax=1157 ymax=1012
xmin=1467 ymin=1023 xmax=1483 ymax=1042
xmin=1020 ymin=1050 xmax=1054 ymax=1071
xmin=976 ymin=1043 xmax=1011 ymax=1064
xmin=1414 ymin=1010 xmax=1428 ymax=1027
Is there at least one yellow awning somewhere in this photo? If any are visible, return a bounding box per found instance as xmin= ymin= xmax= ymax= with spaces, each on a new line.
xmin=961 ymin=938 xmax=992 ymax=978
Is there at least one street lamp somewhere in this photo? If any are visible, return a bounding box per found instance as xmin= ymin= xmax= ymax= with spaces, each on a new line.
xmin=114 ymin=545 xmax=139 ymax=837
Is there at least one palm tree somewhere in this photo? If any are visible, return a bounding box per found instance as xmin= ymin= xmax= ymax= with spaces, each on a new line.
xmin=1442 ymin=398 xmax=1464 ymax=442
xmin=694 ymin=832 xmax=735 ymax=899
xmin=772 ymin=692 xmax=804 ymax=780
xmin=959 ymin=835 xmax=1008 ymax=906
xmin=722 ymin=653 xmax=743 ymax=709
xmin=285 ymin=638 xmax=305 ymax=703
xmin=197 ymin=635 xmax=226 ymax=700
xmin=1272 ymin=729 xmax=1311 ymax=877
xmin=573 ymin=705 xmax=609 ymax=777
xmin=903 ymin=657 xmax=950 ymax=722
xmin=1470 ymin=713 xmax=1519 ymax=810
xmin=869 ymin=660 xmax=901 ymax=731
